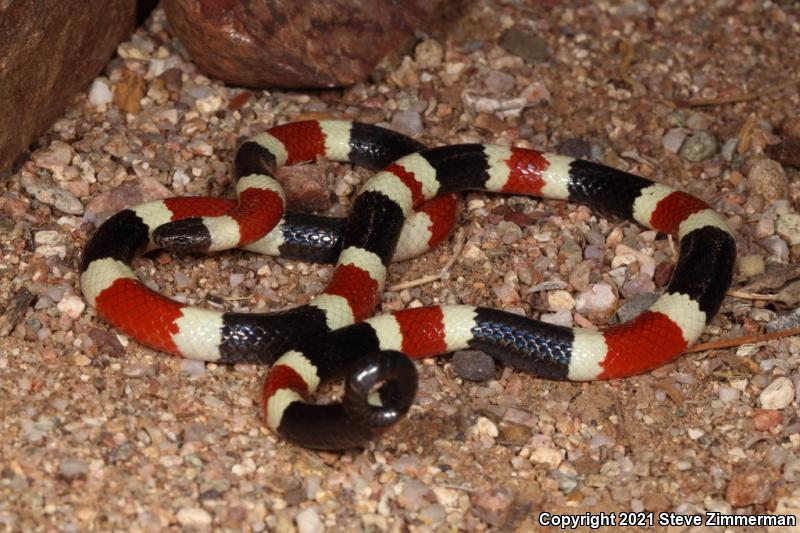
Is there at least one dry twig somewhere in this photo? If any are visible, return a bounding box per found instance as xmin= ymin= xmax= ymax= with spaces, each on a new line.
xmin=676 ymin=78 xmax=800 ymax=107
xmin=686 ymin=326 xmax=800 ymax=354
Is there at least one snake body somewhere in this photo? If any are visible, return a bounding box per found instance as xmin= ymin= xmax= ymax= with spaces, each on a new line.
xmin=80 ymin=120 xmax=736 ymax=449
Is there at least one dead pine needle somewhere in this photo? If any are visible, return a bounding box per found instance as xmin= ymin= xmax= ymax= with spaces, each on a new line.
xmin=676 ymin=78 xmax=800 ymax=107
xmin=726 ymin=289 xmax=778 ymax=301
xmin=686 ymin=325 xmax=800 ymax=354
xmin=388 ymin=227 xmax=467 ymax=292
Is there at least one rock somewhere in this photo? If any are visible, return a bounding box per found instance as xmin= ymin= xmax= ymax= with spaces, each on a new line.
xmin=20 ymin=174 xmax=83 ymax=215
xmin=484 ymin=70 xmax=515 ymax=94
xmin=556 ymin=138 xmax=592 ymax=160
xmin=176 ymin=507 xmax=212 ymax=529
xmin=530 ymin=446 xmax=563 ymax=468
xmin=748 ymin=158 xmax=788 ymax=201
xmin=547 ymin=290 xmax=576 ymax=311
xmin=754 ymin=218 xmax=775 ymax=239
xmin=776 ymin=213 xmax=800 ymax=246
xmin=759 ymin=377 xmax=795 ymax=410
xmin=162 ymin=0 xmax=459 ymax=88
xmin=414 ymin=39 xmax=443 ymax=69
xmin=0 ymin=288 xmax=35 ymax=337
xmin=57 ymin=294 xmax=86 ymax=320
xmin=274 ymin=164 xmax=330 ymax=212
xmin=753 ymin=409 xmax=783 ymax=431
xmin=113 ymin=69 xmax=146 ymax=114
xmin=499 ymin=28 xmax=549 ymax=63
xmin=471 ymin=487 xmax=515 ymax=527
xmin=679 ymin=131 xmax=717 ymax=162
xmin=616 ymin=293 xmax=658 ymax=323
xmin=738 ymin=254 xmax=765 ymax=277
xmin=391 ymin=110 xmax=424 ymax=137
xmin=662 ymin=128 xmax=687 ymax=153
xmin=468 ymin=416 xmax=499 ymax=441
xmin=88 ymin=328 xmax=126 ymax=358
xmin=84 ymin=176 xmax=172 ymax=224
xmin=295 ymin=507 xmax=324 ymax=533
xmin=58 ymin=459 xmax=88 ymax=481
xmin=180 ymin=359 xmax=206 ymax=377
xmin=725 ymin=467 xmax=779 ymax=507
xmin=759 ymin=235 xmax=790 ymax=260
xmin=575 ymin=283 xmax=617 ymax=318
xmin=33 ymin=141 xmax=73 ymax=175
xmin=88 ymin=78 xmax=114 ymax=107
xmin=765 ymin=137 xmax=800 ymax=169
xmin=0 ymin=0 xmax=138 ymax=171
xmin=452 ymin=350 xmax=496 ymax=382
xmin=396 ymin=480 xmax=430 ymax=512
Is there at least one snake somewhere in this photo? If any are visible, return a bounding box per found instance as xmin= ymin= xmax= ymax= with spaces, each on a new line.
xmin=80 ymin=120 xmax=736 ymax=450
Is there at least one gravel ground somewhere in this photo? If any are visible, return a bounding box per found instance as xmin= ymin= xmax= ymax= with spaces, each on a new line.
xmin=2 ymin=2 xmax=800 ymax=531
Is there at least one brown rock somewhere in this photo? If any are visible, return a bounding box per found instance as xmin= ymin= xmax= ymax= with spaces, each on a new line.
xmin=0 ymin=0 xmax=137 ymax=172
xmin=471 ymin=487 xmax=515 ymax=528
xmin=275 ymin=163 xmax=330 ymax=212
xmin=725 ymin=467 xmax=780 ymax=507
xmin=84 ymin=176 xmax=172 ymax=225
xmin=753 ymin=408 xmax=783 ymax=431
xmin=113 ymin=70 xmax=147 ymax=114
xmin=765 ymin=137 xmax=800 ymax=169
xmin=161 ymin=0 xmax=461 ymax=88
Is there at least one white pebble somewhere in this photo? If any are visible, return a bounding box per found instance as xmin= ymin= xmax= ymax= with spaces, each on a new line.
xmin=295 ymin=507 xmax=324 ymax=533
xmin=718 ymin=386 xmax=739 ymax=403
xmin=57 ymin=294 xmax=86 ymax=319
xmin=530 ymin=446 xmax=563 ymax=468
xmin=180 ymin=359 xmax=206 ymax=377
xmin=468 ymin=416 xmax=499 ymax=440
xmin=547 ymin=290 xmax=575 ymax=311
xmin=34 ymin=230 xmax=62 ymax=245
xmin=575 ymin=283 xmax=616 ymax=315
xmin=687 ymin=428 xmax=705 ymax=440
xmin=176 ymin=507 xmax=212 ymax=528
xmin=759 ymin=377 xmax=795 ymax=410
xmin=88 ymin=79 xmax=113 ymax=107
xmin=195 ymin=95 xmax=222 ymax=114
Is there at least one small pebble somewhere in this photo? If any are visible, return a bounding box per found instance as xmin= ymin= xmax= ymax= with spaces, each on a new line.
xmin=738 ymin=254 xmax=765 ymax=277
xmin=396 ymin=480 xmax=430 ymax=512
xmin=176 ymin=507 xmax=212 ymax=529
xmin=530 ymin=447 xmax=562 ymax=468
xmin=679 ymin=131 xmax=717 ymax=162
xmin=472 ymin=487 xmax=515 ymax=527
xmin=56 ymin=294 xmax=86 ymax=320
xmin=759 ymin=377 xmax=795 ymax=409
xmin=390 ymin=110 xmax=423 ymax=136
xmin=718 ymin=386 xmax=739 ymax=403
xmin=452 ymin=350 xmax=496 ymax=381
xmin=180 ymin=359 xmax=206 ymax=377
xmin=662 ymin=128 xmax=687 ymax=153
xmin=499 ymin=28 xmax=548 ymax=63
xmin=748 ymin=158 xmax=788 ymax=201
xmin=88 ymin=78 xmax=113 ymax=107
xmin=295 ymin=507 xmax=323 ymax=533
xmin=575 ymin=283 xmax=616 ymax=316
xmin=547 ymin=290 xmax=576 ymax=311
xmin=753 ymin=218 xmax=774 ymax=239
xmin=725 ymin=468 xmax=778 ymax=507
xmin=484 ymin=70 xmax=515 ymax=94
xmin=776 ymin=213 xmax=800 ymax=245
xmin=59 ymin=459 xmax=88 ymax=481
xmin=753 ymin=409 xmax=783 ymax=431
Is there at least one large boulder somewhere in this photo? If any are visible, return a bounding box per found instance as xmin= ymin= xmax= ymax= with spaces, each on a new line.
xmin=162 ymin=0 xmax=460 ymax=88
xmin=0 ymin=0 xmax=138 ymax=173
